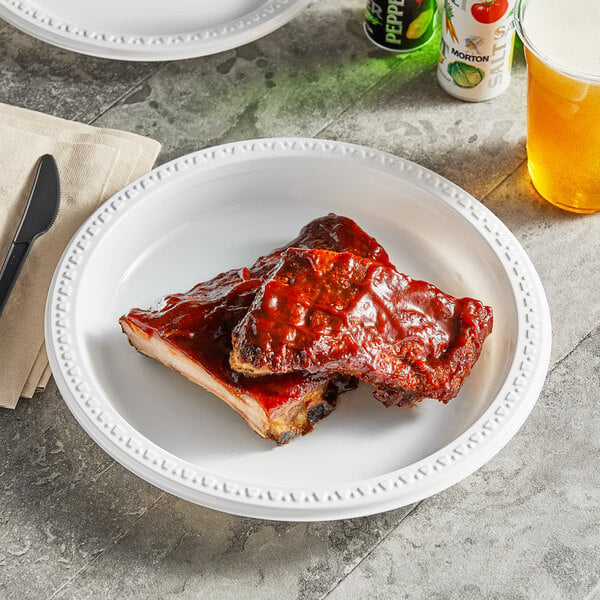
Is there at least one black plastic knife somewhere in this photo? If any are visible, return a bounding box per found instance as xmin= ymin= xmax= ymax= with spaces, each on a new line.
xmin=0 ymin=154 xmax=61 ymax=315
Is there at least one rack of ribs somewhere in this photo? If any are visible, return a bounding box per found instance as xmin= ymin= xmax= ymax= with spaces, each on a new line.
xmin=119 ymin=214 xmax=392 ymax=444
xmin=230 ymin=248 xmax=493 ymax=407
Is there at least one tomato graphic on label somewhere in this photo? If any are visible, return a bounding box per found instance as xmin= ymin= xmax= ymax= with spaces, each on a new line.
xmin=471 ymin=0 xmax=509 ymax=23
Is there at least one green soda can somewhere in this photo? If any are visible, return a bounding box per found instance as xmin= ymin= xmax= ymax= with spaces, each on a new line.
xmin=364 ymin=0 xmax=437 ymax=53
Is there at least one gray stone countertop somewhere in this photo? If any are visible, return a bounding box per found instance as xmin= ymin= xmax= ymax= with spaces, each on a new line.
xmin=1 ymin=1 xmax=599 ymax=599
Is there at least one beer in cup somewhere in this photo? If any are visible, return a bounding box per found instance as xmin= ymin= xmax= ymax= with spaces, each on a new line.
xmin=516 ymin=0 xmax=600 ymax=213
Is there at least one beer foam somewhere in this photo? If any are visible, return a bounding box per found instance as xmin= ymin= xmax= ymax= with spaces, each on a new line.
xmin=522 ymin=0 xmax=600 ymax=78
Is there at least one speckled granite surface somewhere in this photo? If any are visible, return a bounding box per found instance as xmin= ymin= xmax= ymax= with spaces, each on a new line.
xmin=1 ymin=2 xmax=599 ymax=599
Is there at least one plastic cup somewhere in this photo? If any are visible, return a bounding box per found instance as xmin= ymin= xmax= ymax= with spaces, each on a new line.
xmin=515 ymin=0 xmax=600 ymax=213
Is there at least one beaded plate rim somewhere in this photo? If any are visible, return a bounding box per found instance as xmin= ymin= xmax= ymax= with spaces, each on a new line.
xmin=0 ymin=0 xmax=312 ymax=60
xmin=45 ymin=138 xmax=552 ymax=520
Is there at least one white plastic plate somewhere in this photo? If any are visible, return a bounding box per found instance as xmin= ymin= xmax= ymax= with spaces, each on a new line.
xmin=0 ymin=0 xmax=313 ymax=61
xmin=46 ymin=138 xmax=552 ymax=521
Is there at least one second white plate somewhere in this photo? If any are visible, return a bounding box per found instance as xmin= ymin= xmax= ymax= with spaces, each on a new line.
xmin=46 ymin=138 xmax=551 ymax=520
xmin=0 ymin=0 xmax=313 ymax=60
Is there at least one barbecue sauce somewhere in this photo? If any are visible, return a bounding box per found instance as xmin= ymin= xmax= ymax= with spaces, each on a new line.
xmin=121 ymin=214 xmax=390 ymax=413
xmin=231 ymin=249 xmax=493 ymax=406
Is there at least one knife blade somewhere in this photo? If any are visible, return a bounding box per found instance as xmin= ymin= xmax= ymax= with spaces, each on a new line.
xmin=0 ymin=154 xmax=61 ymax=316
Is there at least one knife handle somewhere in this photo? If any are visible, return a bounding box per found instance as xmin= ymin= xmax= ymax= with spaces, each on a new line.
xmin=0 ymin=242 xmax=31 ymax=316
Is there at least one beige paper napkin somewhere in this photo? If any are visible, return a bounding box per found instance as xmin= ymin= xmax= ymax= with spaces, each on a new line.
xmin=0 ymin=103 xmax=161 ymax=409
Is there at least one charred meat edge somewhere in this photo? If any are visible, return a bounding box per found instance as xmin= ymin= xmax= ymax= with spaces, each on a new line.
xmin=120 ymin=319 xmax=340 ymax=445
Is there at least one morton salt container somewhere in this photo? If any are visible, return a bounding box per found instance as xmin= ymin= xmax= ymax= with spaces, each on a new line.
xmin=437 ymin=0 xmax=517 ymax=101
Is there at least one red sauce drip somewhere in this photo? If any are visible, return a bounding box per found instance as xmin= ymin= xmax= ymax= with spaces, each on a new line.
xmin=232 ymin=249 xmax=494 ymax=406
xmin=126 ymin=271 xmax=337 ymax=411
xmin=123 ymin=214 xmax=390 ymax=413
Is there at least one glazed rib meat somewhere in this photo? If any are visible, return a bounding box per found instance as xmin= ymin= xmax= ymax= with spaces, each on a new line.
xmin=230 ymin=248 xmax=493 ymax=406
xmin=120 ymin=214 xmax=391 ymax=444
